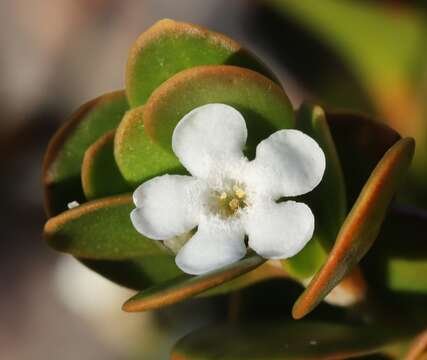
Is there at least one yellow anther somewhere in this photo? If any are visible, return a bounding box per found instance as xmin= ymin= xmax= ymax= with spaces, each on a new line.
xmin=219 ymin=192 xmax=227 ymax=200
xmin=235 ymin=189 xmax=245 ymax=199
xmin=229 ymin=198 xmax=240 ymax=211
xmin=233 ymin=185 xmax=245 ymax=199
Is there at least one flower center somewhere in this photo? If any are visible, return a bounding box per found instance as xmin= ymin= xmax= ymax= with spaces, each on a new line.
xmin=212 ymin=183 xmax=248 ymax=218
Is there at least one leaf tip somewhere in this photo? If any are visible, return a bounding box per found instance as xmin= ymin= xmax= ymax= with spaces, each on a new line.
xmin=291 ymin=296 xmax=310 ymax=320
xmin=121 ymin=299 xmax=137 ymax=312
xmin=403 ymin=136 xmax=415 ymax=155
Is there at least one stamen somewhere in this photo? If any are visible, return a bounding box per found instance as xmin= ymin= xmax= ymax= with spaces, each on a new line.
xmin=234 ymin=187 xmax=245 ymax=199
xmin=229 ymin=198 xmax=240 ymax=211
xmin=213 ymin=182 xmax=248 ymax=218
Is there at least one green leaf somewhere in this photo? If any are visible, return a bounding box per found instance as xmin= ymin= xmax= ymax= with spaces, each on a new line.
xmin=327 ymin=111 xmax=400 ymax=205
xmin=298 ymin=104 xmax=347 ymax=246
xmin=144 ymin=65 xmax=294 ymax=154
xmin=126 ymin=19 xmax=279 ymax=107
xmin=117 ymin=65 xmax=294 ymax=186
xmin=122 ymin=254 xmax=265 ymax=312
xmin=81 ymin=256 xmax=182 ymax=291
xmin=43 ymin=91 xmax=129 ymax=216
xmin=293 ymin=137 xmax=415 ymax=319
xmin=81 ymin=130 xmax=131 ymax=200
xmin=282 ymin=104 xmax=347 ymax=280
xmin=44 ymin=194 xmax=170 ymax=259
xmin=201 ymin=260 xmax=288 ymax=297
xmin=114 ymin=106 xmax=185 ymax=187
xmin=281 ymin=237 xmax=328 ymax=281
xmin=171 ymin=321 xmax=402 ymax=360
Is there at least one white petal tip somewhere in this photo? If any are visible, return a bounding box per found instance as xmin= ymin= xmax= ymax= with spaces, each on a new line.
xmin=246 ymin=201 xmax=315 ymax=260
xmin=174 ymin=218 xmax=247 ymax=275
xmin=252 ymin=129 xmax=326 ymax=198
xmin=172 ymin=103 xmax=248 ymax=178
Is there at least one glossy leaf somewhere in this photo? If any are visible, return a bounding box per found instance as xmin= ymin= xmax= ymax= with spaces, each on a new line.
xmin=172 ymin=321 xmax=401 ymax=360
xmin=202 ymin=260 xmax=288 ymax=297
xmin=282 ymin=104 xmax=347 ymax=279
xmin=126 ymin=19 xmax=279 ymax=107
xmin=297 ymin=104 xmax=347 ymax=246
xmin=43 ymin=91 xmax=129 ymax=216
xmin=122 ymin=254 xmax=265 ymax=312
xmin=293 ymin=137 xmax=415 ymax=319
xmin=114 ymin=106 xmax=184 ymax=187
xmin=144 ymin=65 xmax=294 ymax=154
xmin=281 ymin=233 xmax=327 ymax=281
xmin=81 ymin=256 xmax=182 ymax=291
xmin=118 ymin=65 xmax=294 ymax=185
xmin=44 ymin=194 xmax=171 ymax=260
xmin=81 ymin=130 xmax=131 ymax=200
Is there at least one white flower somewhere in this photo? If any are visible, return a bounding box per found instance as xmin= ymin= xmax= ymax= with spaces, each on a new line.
xmin=131 ymin=104 xmax=326 ymax=275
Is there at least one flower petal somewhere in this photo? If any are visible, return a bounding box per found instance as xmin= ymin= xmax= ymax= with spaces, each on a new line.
xmin=175 ymin=217 xmax=246 ymax=275
xmin=172 ymin=103 xmax=247 ymax=179
xmin=249 ymin=129 xmax=325 ymax=198
xmin=244 ymin=200 xmax=314 ymax=259
xmin=131 ymin=175 xmax=207 ymax=240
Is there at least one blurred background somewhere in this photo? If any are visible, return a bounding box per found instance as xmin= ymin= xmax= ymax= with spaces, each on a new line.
xmin=1 ymin=0 xmax=426 ymax=359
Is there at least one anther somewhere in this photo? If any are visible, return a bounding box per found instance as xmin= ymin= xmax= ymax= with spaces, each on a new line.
xmin=229 ymin=198 xmax=240 ymax=211
xmin=233 ymin=185 xmax=245 ymax=199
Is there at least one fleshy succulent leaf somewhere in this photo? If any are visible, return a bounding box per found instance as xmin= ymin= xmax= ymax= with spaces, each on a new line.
xmin=114 ymin=106 xmax=185 ymax=187
xmin=281 ymin=238 xmax=328 ymax=281
xmin=171 ymin=321 xmax=402 ymax=360
xmin=43 ymin=91 xmax=129 ymax=216
xmin=122 ymin=254 xmax=265 ymax=312
xmin=297 ymin=104 xmax=347 ymax=247
xmin=201 ymin=260 xmax=288 ymax=297
xmin=44 ymin=194 xmax=171 ymax=259
xmin=81 ymin=130 xmax=131 ymax=199
xmin=82 ymin=256 xmax=182 ymax=291
xmin=126 ymin=19 xmax=279 ymax=107
xmin=143 ymin=65 xmax=294 ymax=154
xmin=282 ymin=103 xmax=347 ymax=280
xmin=117 ymin=65 xmax=294 ymax=185
xmin=293 ymin=137 xmax=415 ymax=319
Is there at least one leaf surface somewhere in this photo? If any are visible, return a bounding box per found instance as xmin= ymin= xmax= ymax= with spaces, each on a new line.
xmin=293 ymin=137 xmax=415 ymax=319
xmin=43 ymin=91 xmax=129 ymax=215
xmin=126 ymin=19 xmax=279 ymax=107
